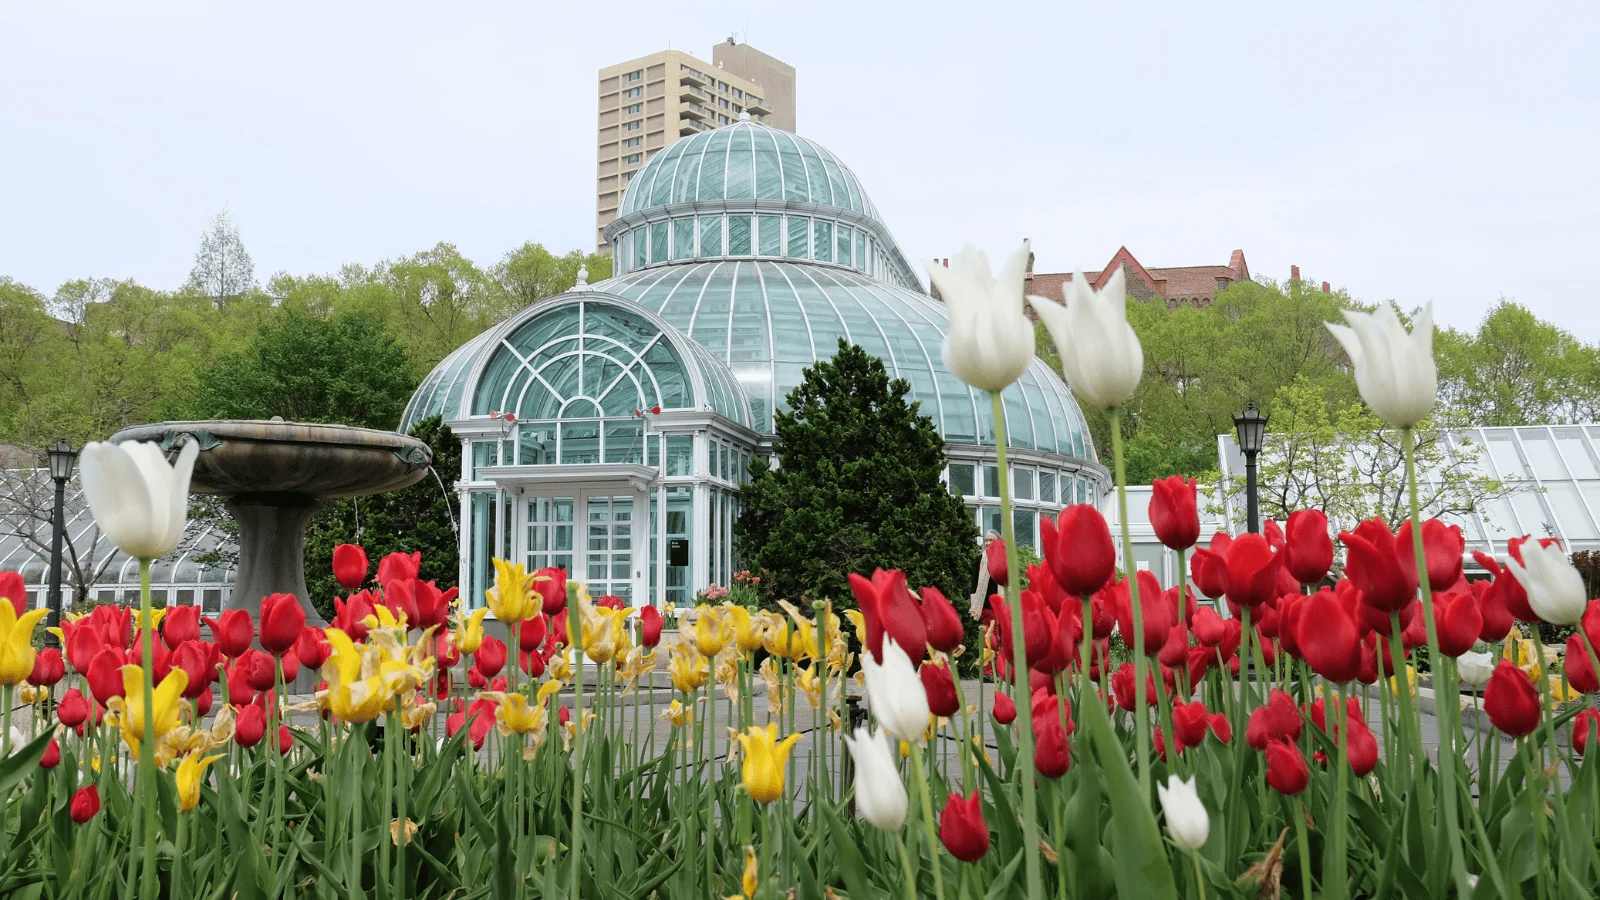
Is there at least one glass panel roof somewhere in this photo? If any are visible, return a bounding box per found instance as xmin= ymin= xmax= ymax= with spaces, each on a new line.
xmin=619 ymin=122 xmax=879 ymax=222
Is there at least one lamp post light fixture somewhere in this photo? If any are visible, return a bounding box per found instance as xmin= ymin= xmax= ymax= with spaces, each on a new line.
xmin=1232 ymin=401 xmax=1268 ymax=534
xmin=44 ymin=439 xmax=78 ymax=648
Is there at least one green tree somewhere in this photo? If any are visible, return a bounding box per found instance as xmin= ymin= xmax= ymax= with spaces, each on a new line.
xmin=185 ymin=311 xmax=417 ymax=429
xmin=185 ymin=210 xmax=257 ymax=306
xmin=301 ymin=415 xmax=461 ymax=619
xmin=377 ymin=242 xmax=496 ymax=375
xmin=1436 ymin=300 xmax=1600 ymax=426
xmin=491 ymin=242 xmax=613 ymax=313
xmin=735 ymin=340 xmax=979 ymax=609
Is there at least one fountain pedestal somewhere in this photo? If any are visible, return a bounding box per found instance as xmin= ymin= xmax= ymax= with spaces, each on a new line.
xmin=111 ymin=420 xmax=433 ymax=625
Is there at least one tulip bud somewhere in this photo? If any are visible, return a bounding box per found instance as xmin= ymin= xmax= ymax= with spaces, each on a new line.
xmin=939 ymin=790 xmax=990 ymax=862
xmin=1033 ymin=720 xmax=1071 ymax=778
xmin=332 ymin=544 xmax=369 ymax=591
xmin=236 ymin=703 xmax=266 ymax=748
xmin=1296 ymin=588 xmax=1361 ymax=683
xmin=57 ymin=688 xmax=91 ymax=729
xmin=1284 ymin=510 xmax=1333 ymax=586
xmin=474 ymin=637 xmax=507 ymax=679
xmin=78 ymin=439 xmax=199 ymax=560
xmin=1033 ymin=267 xmax=1143 ymax=410
xmin=1246 ymin=690 xmax=1303 ymax=750
xmin=1224 ymin=534 xmax=1282 ymax=609
xmin=1483 ymin=660 xmax=1541 ymax=737
xmin=1573 ymin=709 xmax=1599 ymax=758
xmin=925 ymin=244 xmax=1035 ymax=392
xmin=639 ymin=605 xmax=663 ymax=648
xmin=841 ymin=726 xmax=908 ymax=831
xmin=70 ymin=785 xmax=100 ymax=824
xmin=1264 ymin=738 xmax=1309 ymax=795
xmin=258 ymin=594 xmax=305 ymax=655
xmin=1041 ymin=506 xmax=1116 ymax=597
xmin=918 ymin=587 xmax=965 ymax=654
xmin=991 ymin=691 xmax=1016 ymax=725
xmin=1149 ymin=476 xmax=1200 ymax=551
xmin=850 ymin=569 xmax=928 ymax=664
xmin=1456 ymin=650 xmax=1494 ymax=688
xmin=1505 ymin=539 xmax=1586 ymax=625
xmin=27 ymin=647 xmax=64 ymax=687
xmin=377 ymin=551 xmax=421 ymax=587
xmin=533 ymin=567 xmax=567 ymax=616
xmin=1324 ymin=301 xmax=1436 ymax=429
xmin=205 ymin=610 xmax=255 ymax=659
xmin=296 ymin=627 xmax=332 ymax=670
xmin=161 ymin=604 xmax=202 ymax=649
xmin=861 ymin=637 xmax=931 ymax=745
xmin=1156 ymin=775 xmax=1209 ymax=850
xmin=39 ymin=738 xmax=59 ymax=769
xmin=919 ymin=661 xmax=960 ymax=718
xmin=85 ymin=648 xmax=126 ymax=706
xmin=1434 ymin=589 xmax=1483 ymax=658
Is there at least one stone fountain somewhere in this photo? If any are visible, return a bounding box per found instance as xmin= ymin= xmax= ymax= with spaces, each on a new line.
xmin=110 ymin=419 xmax=432 ymax=625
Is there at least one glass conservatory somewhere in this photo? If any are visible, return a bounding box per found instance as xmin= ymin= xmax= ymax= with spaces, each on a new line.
xmin=399 ymin=121 xmax=1109 ymax=611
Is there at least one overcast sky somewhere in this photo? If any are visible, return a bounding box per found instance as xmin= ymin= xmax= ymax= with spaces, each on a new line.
xmin=3 ymin=2 xmax=1596 ymax=338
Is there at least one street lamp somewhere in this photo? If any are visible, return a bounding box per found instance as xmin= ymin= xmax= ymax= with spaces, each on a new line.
xmin=1232 ymin=402 xmax=1268 ymax=534
xmin=44 ymin=439 xmax=78 ymax=648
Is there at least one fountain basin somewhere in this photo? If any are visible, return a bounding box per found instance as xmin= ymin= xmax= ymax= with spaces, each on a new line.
xmin=111 ymin=419 xmax=432 ymax=625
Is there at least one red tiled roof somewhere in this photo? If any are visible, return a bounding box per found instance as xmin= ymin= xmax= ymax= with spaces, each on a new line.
xmin=1026 ymin=248 xmax=1250 ymax=305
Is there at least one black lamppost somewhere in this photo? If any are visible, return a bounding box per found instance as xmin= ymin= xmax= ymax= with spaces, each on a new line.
xmin=44 ymin=440 xmax=78 ymax=649
xmin=1233 ymin=402 xmax=1268 ymax=534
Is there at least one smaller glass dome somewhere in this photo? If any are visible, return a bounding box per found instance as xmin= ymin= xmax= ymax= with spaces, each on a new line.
xmin=619 ymin=122 xmax=879 ymax=221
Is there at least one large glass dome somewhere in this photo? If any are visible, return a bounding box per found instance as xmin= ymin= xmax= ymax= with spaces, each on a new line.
xmin=401 ymin=121 xmax=1106 ymax=612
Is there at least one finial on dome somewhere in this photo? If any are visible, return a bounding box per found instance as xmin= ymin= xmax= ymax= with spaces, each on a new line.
xmin=575 ymin=265 xmax=589 ymax=289
xmin=738 ymin=109 xmax=751 ymax=121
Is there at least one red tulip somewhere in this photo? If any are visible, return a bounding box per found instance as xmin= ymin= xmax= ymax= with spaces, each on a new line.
xmin=1112 ymin=570 xmax=1170 ymax=656
xmin=239 ymin=648 xmax=277 ymax=692
xmin=205 ymin=610 xmax=255 ymax=659
xmin=27 ymin=647 xmax=64 ymax=687
xmin=331 ymin=591 xmax=376 ymax=642
xmin=988 ymin=591 xmax=1055 ymax=669
xmin=1483 ymin=660 xmax=1541 ymax=736
xmin=991 ymin=692 xmax=1016 ymax=725
xmin=1111 ymin=662 xmax=1158 ymax=712
xmin=447 ymin=698 xmax=497 ymax=750
xmin=1189 ymin=532 xmax=1235 ymax=600
xmin=1471 ymin=576 xmax=1514 ymax=643
xmin=1264 ymin=738 xmax=1309 ymax=795
xmin=236 ymin=703 xmax=266 ymax=748
xmin=161 ymin=604 xmax=202 ymax=649
xmin=86 ymin=648 xmax=127 ymax=706
xmin=919 ymin=587 xmax=965 ymax=653
xmin=377 ymin=551 xmax=421 ymax=587
xmin=1564 ymin=635 xmax=1598 ymax=694
xmin=1192 ymin=606 xmax=1226 ymax=646
xmin=1246 ymin=689 xmax=1303 ymax=749
xmin=533 ymin=566 xmax=567 ymax=616
xmin=296 ymin=627 xmax=332 ymax=670
xmin=1584 ymin=600 xmax=1600 ymax=652
xmin=1434 ymin=589 xmax=1483 ymax=658
xmin=1296 ymin=588 xmax=1361 ymax=683
xmin=639 ymin=605 xmax=664 ymax=648
xmin=280 ymin=648 xmax=301 ymax=684
xmin=0 ymin=570 xmax=22 ymax=617
xmin=920 ymin=661 xmax=961 ymax=718
xmin=1485 ymin=537 xmax=1548 ymax=623
xmin=849 ymin=569 xmax=928 ymax=663
xmin=70 ymin=786 xmax=100 ymax=824
xmin=1344 ymin=716 xmax=1379 ymax=777
xmin=381 ymin=579 xmax=419 ymax=629
xmin=1041 ymin=505 xmax=1116 ymax=596
xmin=1573 ymin=709 xmax=1600 ymax=757
xmin=986 ymin=539 xmax=1009 ymax=588
xmin=1340 ymin=518 xmax=1417 ymax=614
xmin=1149 ymin=476 xmax=1201 ymax=551
xmin=171 ymin=641 xmax=217 ymax=698
xmin=1284 ymin=509 xmax=1333 ymax=585
xmin=196 ymin=684 xmax=214 ymax=717
xmin=57 ymin=688 xmax=90 ymax=728
xmin=1034 ymin=720 xmax=1071 ymax=778
xmin=258 ymin=593 xmax=305 ymax=655
xmin=474 ymin=636 xmax=507 ymax=679
xmin=60 ymin=621 xmax=104 ymax=675
xmin=1209 ymin=713 xmax=1232 ymax=743
xmin=332 ymin=544 xmax=369 ymax=591
xmin=413 ymin=581 xmax=456 ymax=631
xmin=939 ymin=791 xmax=991 ymax=862
xmin=1224 ymin=533 xmax=1282 ymax=608
xmin=1185 ymin=645 xmax=1213 ymax=687
xmin=277 ymin=725 xmax=293 ymax=755
xmin=1088 ymin=587 xmax=1117 ymax=640
xmin=1403 ymin=519 xmax=1464 ymax=593
xmin=467 ymin=666 xmax=487 ymax=690
xmin=519 ymin=615 xmax=548 ymax=653
xmin=558 ymin=705 xmax=571 ymax=726
xmin=40 ymin=738 xmax=59 ymax=769
xmin=1171 ymin=700 xmax=1211 ymax=751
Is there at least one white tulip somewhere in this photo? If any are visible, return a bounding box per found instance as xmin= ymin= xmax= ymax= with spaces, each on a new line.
xmin=1155 ymin=775 xmax=1209 ymax=851
xmin=1324 ymin=301 xmax=1437 ymax=429
xmin=861 ymin=637 xmax=930 ymax=745
xmin=1457 ymin=651 xmax=1495 ymax=687
xmin=841 ymin=726 xmax=908 ymax=831
xmin=1031 ymin=268 xmax=1143 ymax=410
xmin=925 ymin=244 xmax=1035 ymax=392
xmin=79 ymin=439 xmax=199 ymax=560
xmin=1504 ymin=540 xmax=1587 ymax=625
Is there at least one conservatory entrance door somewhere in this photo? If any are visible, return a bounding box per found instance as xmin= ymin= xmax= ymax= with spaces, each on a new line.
xmin=581 ymin=493 xmax=636 ymax=604
xmin=520 ymin=488 xmax=639 ymax=604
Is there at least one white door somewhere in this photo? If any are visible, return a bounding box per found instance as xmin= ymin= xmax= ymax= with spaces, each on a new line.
xmin=524 ymin=494 xmax=576 ymax=577
xmin=583 ymin=492 xmax=637 ymax=604
xmin=520 ymin=488 xmax=639 ymax=604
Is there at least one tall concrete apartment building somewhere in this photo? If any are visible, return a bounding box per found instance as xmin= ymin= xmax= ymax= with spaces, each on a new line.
xmin=596 ymin=39 xmax=796 ymax=254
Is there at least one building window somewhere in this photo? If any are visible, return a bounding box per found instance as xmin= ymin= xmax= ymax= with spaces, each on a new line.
xmin=719 ymin=98 xmax=729 ymax=109
xmin=1014 ymin=467 xmax=1034 ymax=501
xmin=837 ymin=225 xmax=853 ymax=266
xmin=672 ymin=217 xmax=695 ymax=260
xmin=732 ymin=103 xmax=743 ymax=115
xmin=631 ymin=227 xmax=647 ymax=269
xmin=625 ymin=121 xmax=641 ymax=132
xmin=665 ymin=435 xmax=694 ymax=476
xmin=625 ymin=86 xmax=642 ymax=99
xmin=982 ymin=465 xmax=999 ymax=497
xmin=626 ymin=103 xmax=642 ymax=115
xmin=856 ymin=232 xmax=866 ymax=271
xmin=625 ymin=153 xmax=642 ymax=164
xmin=758 ymin=216 xmax=782 ymax=256
xmin=948 ymin=463 xmax=975 ymax=497
xmin=718 ymin=80 xmax=728 ymax=91
xmin=727 ymin=215 xmax=751 ymax=255
xmin=1039 ymin=470 xmax=1056 ymax=504
xmin=734 ymin=87 xmax=744 ymax=99
xmin=624 ymin=136 xmax=642 ymax=148
xmin=626 ymin=70 xmax=643 ymax=82
xmin=786 ymin=217 xmax=809 ymax=259
xmin=650 ymin=221 xmax=669 ymax=264
xmin=699 ymin=216 xmax=723 ymax=257
xmin=813 ymin=220 xmax=833 ymax=262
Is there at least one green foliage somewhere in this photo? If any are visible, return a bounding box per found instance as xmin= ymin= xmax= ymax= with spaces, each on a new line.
xmin=301 ymin=415 xmax=461 ymax=619
xmin=184 ymin=310 xmax=418 ymax=429
xmin=1436 ymin=299 xmax=1600 ymax=425
xmin=735 ymin=339 xmax=979 ymax=607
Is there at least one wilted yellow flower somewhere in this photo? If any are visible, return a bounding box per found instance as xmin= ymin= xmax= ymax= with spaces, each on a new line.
xmin=485 ymin=558 xmax=536 ymax=624
xmin=796 ymin=663 xmax=823 ymax=709
xmin=659 ymin=698 xmax=692 ymax=727
xmin=536 ymin=679 xmax=564 ymax=705
xmin=619 ymin=647 xmax=659 ymax=692
xmin=725 ymin=605 xmax=765 ymax=652
xmin=496 ymin=694 xmax=546 ymax=735
xmin=694 ymin=606 xmax=734 ymax=658
xmin=390 ymin=818 xmax=418 ymax=846
xmin=547 ymin=653 xmax=572 ymax=682
xmin=109 ymin=665 xmax=187 ymax=756
xmin=321 ymin=628 xmax=426 ymax=724
xmin=844 ymin=609 xmax=867 ymax=646
xmin=670 ymin=653 xmax=710 ymax=693
xmin=174 ymin=750 xmax=223 ymax=811
xmin=401 ymin=694 xmax=437 ymax=731
xmin=1504 ymin=636 xmax=1543 ymax=680
xmin=734 ymin=723 xmax=801 ymax=804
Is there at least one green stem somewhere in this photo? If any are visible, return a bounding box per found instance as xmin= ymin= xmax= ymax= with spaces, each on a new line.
xmin=394 ymin=696 xmax=408 ymax=891
xmin=1292 ymin=797 xmax=1313 ymax=900
xmin=1401 ymin=426 xmax=1469 ymax=897
xmin=566 ymin=588 xmax=586 ymax=900
xmin=909 ymin=743 xmax=946 ymax=900
xmin=896 ymin=831 xmax=920 ymax=900
xmin=1328 ymin=681 xmax=1350 ymax=900
xmin=1109 ymin=406 xmax=1152 ymax=796
xmin=138 ymin=557 xmax=158 ymax=900
xmin=1191 ymin=848 xmax=1208 ymax=900
xmin=991 ymin=390 xmax=1042 ymax=897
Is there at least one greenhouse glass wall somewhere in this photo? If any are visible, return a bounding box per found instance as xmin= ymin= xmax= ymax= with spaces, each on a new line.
xmin=399 ymin=121 xmax=1109 ymax=611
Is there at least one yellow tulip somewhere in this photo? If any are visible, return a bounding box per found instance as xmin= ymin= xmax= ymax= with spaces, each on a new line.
xmin=485 ymin=558 xmax=534 ymax=624
xmin=0 ymin=603 xmax=50 ymax=685
xmin=113 ymin=665 xmax=187 ymax=756
xmin=725 ymin=605 xmax=764 ymax=652
xmin=660 ymin=698 xmax=693 ymax=727
xmin=694 ymin=606 xmax=733 ymax=658
xmin=547 ymin=653 xmax=572 ymax=682
xmin=844 ymin=609 xmax=867 ymax=646
xmin=497 ymin=693 xmax=546 ymax=735
xmin=722 ymin=845 xmax=757 ymax=899
xmin=455 ymin=608 xmax=489 ymax=654
xmin=670 ymin=653 xmax=710 ymax=693
xmin=174 ymin=750 xmax=223 ymax=811
xmin=735 ymin=723 xmax=801 ymax=804
xmin=363 ymin=604 xmax=408 ymax=632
